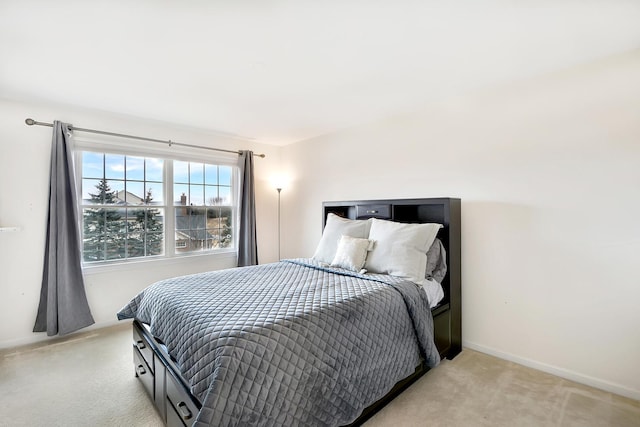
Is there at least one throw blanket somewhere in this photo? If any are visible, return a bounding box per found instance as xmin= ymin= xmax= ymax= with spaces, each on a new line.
xmin=117 ymin=259 xmax=440 ymax=426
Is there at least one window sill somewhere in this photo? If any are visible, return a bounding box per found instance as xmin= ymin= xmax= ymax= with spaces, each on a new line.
xmin=81 ymin=250 xmax=236 ymax=276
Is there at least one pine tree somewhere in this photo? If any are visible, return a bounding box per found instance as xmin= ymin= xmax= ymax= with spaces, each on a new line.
xmin=137 ymin=189 xmax=163 ymax=256
xmin=127 ymin=205 xmax=145 ymax=259
xmin=126 ymin=188 xmax=163 ymax=258
xmin=83 ymin=179 xmax=125 ymax=261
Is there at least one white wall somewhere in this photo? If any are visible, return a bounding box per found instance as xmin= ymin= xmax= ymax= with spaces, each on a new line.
xmin=0 ymin=99 xmax=283 ymax=348
xmin=280 ymin=50 xmax=640 ymax=399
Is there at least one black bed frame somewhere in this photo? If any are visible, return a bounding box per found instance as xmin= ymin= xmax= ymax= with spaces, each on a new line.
xmin=131 ymin=198 xmax=461 ymax=426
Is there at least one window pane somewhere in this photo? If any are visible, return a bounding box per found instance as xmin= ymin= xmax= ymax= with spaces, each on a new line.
xmin=205 ymin=186 xmax=218 ymax=206
xmin=105 ymin=154 xmax=125 ymax=180
xmin=126 ymin=156 xmax=145 ymax=181
xmin=183 ymin=230 xmax=208 ymax=252
xmin=83 ymin=235 xmax=105 ymax=262
xmin=205 ymin=164 xmax=218 ymax=185
xmin=83 ymin=179 xmax=103 ymax=204
xmin=190 ymin=184 xmax=205 ymax=206
xmin=218 ymin=186 xmax=231 ymax=205
xmin=175 ymin=206 xmax=207 ymax=254
xmin=211 ymin=237 xmax=219 ymax=250
xmin=83 ymin=208 xmax=104 ymax=235
xmin=104 ymin=208 xmax=126 ymax=234
xmin=146 ymin=158 xmax=164 ymax=182
xmin=126 ymin=209 xmax=144 ymax=233
xmin=145 ymin=183 xmax=164 ymax=205
xmin=105 ymin=180 xmax=125 ymax=204
xmin=174 ymin=184 xmax=190 ymax=206
xmin=189 ymin=208 xmax=207 ymax=229
xmin=126 ymin=181 xmax=145 ymax=205
xmin=126 ymin=232 xmax=145 ymax=259
xmin=219 ymin=227 xmax=232 ymax=248
xmin=144 ymin=208 xmax=164 ymax=233
xmin=219 ymin=166 xmax=232 ymax=185
xmin=145 ymin=232 xmax=164 ymax=256
xmin=175 ymin=207 xmax=191 ymax=231
xmin=206 ymin=207 xmax=220 ymax=226
xmin=174 ymin=161 xmax=189 ymax=183
xmin=220 ymin=207 xmax=233 ymax=248
xmin=105 ymin=234 xmax=126 ymax=260
xmin=190 ymin=162 xmax=204 ymax=184
xmin=82 ymin=152 xmax=103 ymax=179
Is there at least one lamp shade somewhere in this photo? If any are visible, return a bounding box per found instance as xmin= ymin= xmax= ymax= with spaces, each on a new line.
xmin=271 ymin=175 xmax=288 ymax=191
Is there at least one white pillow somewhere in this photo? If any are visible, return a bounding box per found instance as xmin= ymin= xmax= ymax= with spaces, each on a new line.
xmin=331 ymin=235 xmax=374 ymax=272
xmin=312 ymin=213 xmax=371 ymax=264
xmin=364 ymin=219 xmax=442 ymax=285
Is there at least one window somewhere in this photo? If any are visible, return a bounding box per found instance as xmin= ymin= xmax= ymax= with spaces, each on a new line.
xmin=79 ymin=149 xmax=236 ymax=265
xmin=173 ymin=161 xmax=234 ymax=253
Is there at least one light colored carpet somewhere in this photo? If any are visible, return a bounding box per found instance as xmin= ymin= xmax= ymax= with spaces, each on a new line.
xmin=0 ymin=323 xmax=638 ymax=427
xmin=0 ymin=322 xmax=162 ymax=427
xmin=365 ymin=350 xmax=640 ymax=427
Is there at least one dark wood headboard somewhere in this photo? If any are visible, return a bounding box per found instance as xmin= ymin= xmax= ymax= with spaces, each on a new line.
xmin=322 ymin=198 xmax=461 ymax=358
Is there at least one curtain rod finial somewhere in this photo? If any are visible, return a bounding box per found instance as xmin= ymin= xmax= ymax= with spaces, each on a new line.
xmin=25 ymin=118 xmax=36 ymax=126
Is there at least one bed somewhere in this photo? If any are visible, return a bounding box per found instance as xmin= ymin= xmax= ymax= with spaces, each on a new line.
xmin=117 ymin=197 xmax=461 ymax=426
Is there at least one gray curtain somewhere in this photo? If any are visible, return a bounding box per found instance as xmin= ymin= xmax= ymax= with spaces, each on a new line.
xmin=237 ymin=150 xmax=258 ymax=266
xmin=34 ymin=121 xmax=95 ymax=336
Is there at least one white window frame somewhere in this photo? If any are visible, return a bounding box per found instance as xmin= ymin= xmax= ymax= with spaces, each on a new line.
xmin=73 ymin=136 xmax=239 ymax=272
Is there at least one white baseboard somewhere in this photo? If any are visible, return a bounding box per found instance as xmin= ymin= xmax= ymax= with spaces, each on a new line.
xmin=0 ymin=319 xmax=128 ymax=350
xmin=463 ymin=340 xmax=640 ymax=401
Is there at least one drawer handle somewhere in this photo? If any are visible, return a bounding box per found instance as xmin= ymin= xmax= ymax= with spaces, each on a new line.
xmin=136 ymin=340 xmax=146 ymax=350
xmin=136 ymin=364 xmax=147 ymax=376
xmin=177 ymin=402 xmax=193 ymax=420
xmin=367 ymin=210 xmax=378 ymax=214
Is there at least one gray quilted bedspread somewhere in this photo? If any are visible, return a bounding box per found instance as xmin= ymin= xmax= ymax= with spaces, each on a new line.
xmin=117 ymin=258 xmax=440 ymax=426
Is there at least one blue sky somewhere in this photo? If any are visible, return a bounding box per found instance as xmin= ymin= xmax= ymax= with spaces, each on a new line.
xmin=81 ymin=152 xmax=232 ymax=206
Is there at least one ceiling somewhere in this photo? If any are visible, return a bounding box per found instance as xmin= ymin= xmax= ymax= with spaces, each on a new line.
xmin=1 ymin=1 xmax=639 ymax=145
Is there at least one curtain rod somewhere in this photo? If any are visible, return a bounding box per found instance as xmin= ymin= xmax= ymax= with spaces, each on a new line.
xmin=24 ymin=118 xmax=266 ymax=158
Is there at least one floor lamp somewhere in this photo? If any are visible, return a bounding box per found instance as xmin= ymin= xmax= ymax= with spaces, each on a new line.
xmin=277 ymin=187 xmax=282 ymax=260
